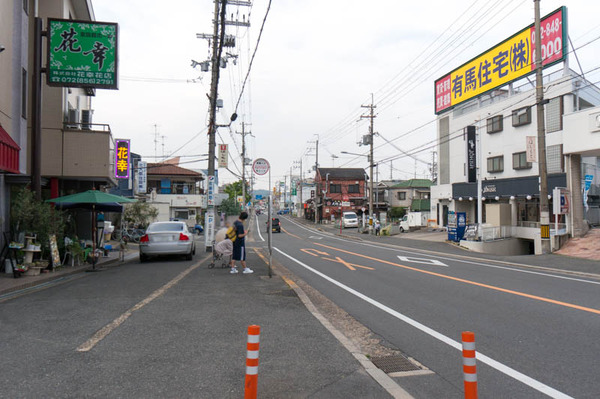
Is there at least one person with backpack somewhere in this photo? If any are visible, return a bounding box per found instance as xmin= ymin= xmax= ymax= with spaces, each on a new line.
xmin=230 ymin=211 xmax=253 ymax=274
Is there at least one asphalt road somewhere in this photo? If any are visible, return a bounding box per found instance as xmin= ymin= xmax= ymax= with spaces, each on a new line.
xmin=0 ymin=233 xmax=391 ymax=399
xmin=262 ymin=214 xmax=600 ymax=399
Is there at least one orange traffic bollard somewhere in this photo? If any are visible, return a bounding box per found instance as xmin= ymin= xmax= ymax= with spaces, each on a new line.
xmin=244 ymin=325 xmax=260 ymax=399
xmin=462 ymin=331 xmax=478 ymax=399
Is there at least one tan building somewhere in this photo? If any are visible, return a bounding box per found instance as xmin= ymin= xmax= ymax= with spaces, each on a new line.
xmin=1 ymin=0 xmax=116 ymax=244
xmin=0 ymin=0 xmax=30 ymax=240
xmin=36 ymin=0 xmax=117 ymax=197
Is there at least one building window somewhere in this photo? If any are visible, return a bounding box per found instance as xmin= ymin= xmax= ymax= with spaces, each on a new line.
xmin=21 ymin=69 xmax=27 ymax=119
xmin=512 ymin=152 xmax=532 ymax=170
xmin=512 ymin=107 xmax=531 ymax=127
xmin=546 ymin=144 xmax=563 ymax=173
xmin=487 ymin=156 xmax=504 ymax=173
xmin=397 ymin=192 xmax=406 ymax=201
xmin=348 ymin=184 xmax=359 ymax=193
xmin=329 ymin=184 xmax=341 ymax=194
xmin=486 ymin=115 xmax=503 ymax=133
xmin=546 ymin=96 xmax=564 ymax=133
xmin=174 ymin=209 xmax=189 ymax=220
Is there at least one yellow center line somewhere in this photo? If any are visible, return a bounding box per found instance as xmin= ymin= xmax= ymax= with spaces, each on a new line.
xmin=313 ymin=242 xmax=600 ymax=315
xmin=281 ymin=226 xmax=300 ymax=239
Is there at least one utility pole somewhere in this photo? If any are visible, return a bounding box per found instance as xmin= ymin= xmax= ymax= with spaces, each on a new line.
xmin=390 ymin=161 xmax=393 ymax=180
xmin=294 ymin=159 xmax=303 ymax=218
xmin=309 ymin=135 xmax=319 ymax=224
xmin=534 ymin=0 xmax=551 ymax=253
xmin=236 ymin=122 xmax=252 ymax=211
xmin=284 ymin=175 xmax=287 ymax=209
xmin=202 ymin=0 xmax=226 ymax=251
xmin=361 ymin=94 xmax=376 ymax=232
xmin=290 ymin=165 xmax=293 ymax=212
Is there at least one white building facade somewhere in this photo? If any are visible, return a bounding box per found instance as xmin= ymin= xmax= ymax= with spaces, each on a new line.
xmin=431 ymin=68 xmax=600 ymax=254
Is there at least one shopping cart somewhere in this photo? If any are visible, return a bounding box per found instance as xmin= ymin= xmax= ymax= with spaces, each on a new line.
xmin=208 ymin=240 xmax=232 ymax=269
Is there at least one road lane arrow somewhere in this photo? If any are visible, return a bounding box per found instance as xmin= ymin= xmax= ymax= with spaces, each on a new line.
xmin=397 ymin=256 xmax=448 ymax=267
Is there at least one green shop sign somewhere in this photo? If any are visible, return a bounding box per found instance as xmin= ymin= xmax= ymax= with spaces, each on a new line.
xmin=47 ymin=18 xmax=118 ymax=89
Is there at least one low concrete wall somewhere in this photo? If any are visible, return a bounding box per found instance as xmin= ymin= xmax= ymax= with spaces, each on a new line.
xmin=460 ymin=238 xmax=531 ymax=255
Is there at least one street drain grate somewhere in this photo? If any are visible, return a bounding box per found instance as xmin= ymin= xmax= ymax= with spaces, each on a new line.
xmin=370 ymin=355 xmax=421 ymax=373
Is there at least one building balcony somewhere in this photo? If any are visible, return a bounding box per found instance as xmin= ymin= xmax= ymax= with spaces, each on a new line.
xmin=41 ymin=122 xmax=115 ymax=185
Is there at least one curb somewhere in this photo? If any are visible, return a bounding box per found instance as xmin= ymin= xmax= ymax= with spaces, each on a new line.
xmin=278 ymin=271 xmax=413 ymax=399
xmin=254 ymin=245 xmax=413 ymax=399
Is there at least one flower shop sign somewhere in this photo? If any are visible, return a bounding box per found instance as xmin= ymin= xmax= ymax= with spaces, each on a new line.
xmin=47 ymin=18 xmax=118 ymax=89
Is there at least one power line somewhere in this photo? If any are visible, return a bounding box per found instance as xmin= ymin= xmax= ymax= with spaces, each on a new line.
xmin=233 ymin=0 xmax=272 ymax=116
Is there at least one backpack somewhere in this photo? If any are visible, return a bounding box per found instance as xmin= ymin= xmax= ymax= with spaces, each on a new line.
xmin=226 ymin=226 xmax=237 ymax=242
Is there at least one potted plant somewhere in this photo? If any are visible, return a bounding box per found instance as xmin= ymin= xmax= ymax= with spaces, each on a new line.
xmin=10 ymin=187 xmax=66 ymax=260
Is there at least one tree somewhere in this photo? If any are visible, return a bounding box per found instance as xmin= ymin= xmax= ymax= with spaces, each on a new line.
xmin=219 ymin=197 xmax=240 ymax=216
xmin=123 ymin=201 xmax=158 ymax=228
xmin=223 ymin=180 xmax=251 ymax=204
xmin=10 ymin=187 xmax=66 ymax=259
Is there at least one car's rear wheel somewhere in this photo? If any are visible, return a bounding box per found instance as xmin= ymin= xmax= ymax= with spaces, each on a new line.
xmin=140 ymin=252 xmax=149 ymax=263
xmin=185 ymin=251 xmax=193 ymax=261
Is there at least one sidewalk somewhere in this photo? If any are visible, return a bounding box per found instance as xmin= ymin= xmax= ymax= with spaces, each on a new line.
xmin=0 ymin=242 xmax=138 ymax=298
xmin=1 ymin=232 xmax=404 ymax=397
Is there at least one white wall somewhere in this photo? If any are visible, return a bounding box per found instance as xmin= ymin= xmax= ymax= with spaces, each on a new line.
xmin=563 ymin=106 xmax=600 ymax=157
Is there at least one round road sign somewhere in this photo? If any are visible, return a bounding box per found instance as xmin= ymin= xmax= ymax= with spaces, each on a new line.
xmin=252 ymin=158 xmax=270 ymax=175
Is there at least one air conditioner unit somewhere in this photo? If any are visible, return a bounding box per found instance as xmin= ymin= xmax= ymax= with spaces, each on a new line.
xmin=67 ymin=109 xmax=80 ymax=129
xmin=81 ymin=109 xmax=93 ymax=130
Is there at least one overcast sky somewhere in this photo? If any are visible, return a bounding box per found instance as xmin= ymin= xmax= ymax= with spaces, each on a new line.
xmin=91 ymin=0 xmax=600 ymax=190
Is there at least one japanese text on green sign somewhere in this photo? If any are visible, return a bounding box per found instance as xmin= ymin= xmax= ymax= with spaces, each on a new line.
xmin=47 ymin=19 xmax=118 ymax=89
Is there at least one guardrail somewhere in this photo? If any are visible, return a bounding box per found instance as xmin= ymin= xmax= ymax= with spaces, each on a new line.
xmin=480 ymin=225 xmax=511 ymax=242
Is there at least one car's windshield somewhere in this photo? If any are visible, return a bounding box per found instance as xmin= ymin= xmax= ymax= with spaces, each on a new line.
xmin=147 ymin=223 xmax=184 ymax=232
xmin=344 ymin=214 xmax=357 ymax=219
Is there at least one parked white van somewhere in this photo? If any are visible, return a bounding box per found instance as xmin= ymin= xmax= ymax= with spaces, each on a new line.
xmin=342 ymin=211 xmax=359 ymax=228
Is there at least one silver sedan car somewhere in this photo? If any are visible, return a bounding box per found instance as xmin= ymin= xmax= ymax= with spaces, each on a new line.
xmin=139 ymin=221 xmax=195 ymax=262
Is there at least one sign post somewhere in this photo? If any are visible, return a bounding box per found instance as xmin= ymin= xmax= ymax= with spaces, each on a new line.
xmin=204 ymin=175 xmax=216 ymax=251
xmin=253 ymin=158 xmax=271 ymax=277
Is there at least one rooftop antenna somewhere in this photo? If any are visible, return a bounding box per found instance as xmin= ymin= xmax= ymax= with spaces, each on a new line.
xmin=153 ymin=124 xmax=159 ymax=159
xmin=161 ymin=135 xmax=167 ymax=161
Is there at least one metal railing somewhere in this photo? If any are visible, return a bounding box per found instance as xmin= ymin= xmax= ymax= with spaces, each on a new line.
xmin=517 ymin=221 xmax=540 ymax=228
xmin=63 ymin=122 xmax=112 ymax=132
xmin=480 ymin=225 xmax=511 ymax=242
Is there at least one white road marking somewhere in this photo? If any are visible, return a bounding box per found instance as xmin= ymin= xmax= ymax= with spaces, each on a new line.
xmin=284 ymin=217 xmax=600 ymax=286
xmin=309 ymin=236 xmax=323 ymax=240
xmin=255 ymin=214 xmax=265 ymax=242
xmin=76 ymin=257 xmax=207 ymax=352
xmin=273 ymin=247 xmax=573 ymax=399
xmin=397 ymin=256 xmax=448 ymax=267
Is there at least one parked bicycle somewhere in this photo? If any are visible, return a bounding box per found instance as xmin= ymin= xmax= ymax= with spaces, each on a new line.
xmin=112 ymin=226 xmax=145 ymax=243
